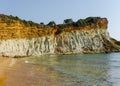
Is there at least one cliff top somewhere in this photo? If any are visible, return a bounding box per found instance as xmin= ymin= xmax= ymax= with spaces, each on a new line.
xmin=0 ymin=14 xmax=108 ymax=28
xmin=0 ymin=14 xmax=108 ymax=40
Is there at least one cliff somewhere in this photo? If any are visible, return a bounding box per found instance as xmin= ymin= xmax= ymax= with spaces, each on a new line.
xmin=0 ymin=14 xmax=119 ymax=57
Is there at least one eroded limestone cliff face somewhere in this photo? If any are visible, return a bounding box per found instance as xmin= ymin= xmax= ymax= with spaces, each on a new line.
xmin=0 ymin=14 xmax=119 ymax=57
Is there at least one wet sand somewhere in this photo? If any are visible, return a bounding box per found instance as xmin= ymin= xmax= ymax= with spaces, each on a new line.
xmin=0 ymin=57 xmax=60 ymax=86
xmin=0 ymin=57 xmax=10 ymax=86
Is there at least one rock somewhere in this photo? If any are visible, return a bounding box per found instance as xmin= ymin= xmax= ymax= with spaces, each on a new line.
xmin=0 ymin=14 xmax=119 ymax=56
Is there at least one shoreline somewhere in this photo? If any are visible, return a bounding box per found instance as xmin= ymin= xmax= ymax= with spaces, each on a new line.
xmin=0 ymin=57 xmax=60 ymax=86
xmin=2 ymin=49 xmax=120 ymax=58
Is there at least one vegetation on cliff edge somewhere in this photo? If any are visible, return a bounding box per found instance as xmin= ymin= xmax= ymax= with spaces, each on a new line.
xmin=0 ymin=14 xmax=107 ymax=39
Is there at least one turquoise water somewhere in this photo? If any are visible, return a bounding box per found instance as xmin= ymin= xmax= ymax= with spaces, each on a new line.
xmin=28 ymin=53 xmax=120 ymax=86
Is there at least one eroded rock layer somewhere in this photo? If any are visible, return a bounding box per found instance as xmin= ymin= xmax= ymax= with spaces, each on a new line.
xmin=0 ymin=14 xmax=119 ymax=57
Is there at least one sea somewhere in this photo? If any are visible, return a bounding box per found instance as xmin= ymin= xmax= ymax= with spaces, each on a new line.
xmin=27 ymin=53 xmax=120 ymax=86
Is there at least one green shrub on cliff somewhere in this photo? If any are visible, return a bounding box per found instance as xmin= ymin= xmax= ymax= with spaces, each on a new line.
xmin=40 ymin=22 xmax=44 ymax=25
xmin=47 ymin=21 xmax=56 ymax=27
xmin=55 ymin=28 xmax=63 ymax=35
xmin=57 ymin=24 xmax=68 ymax=28
xmin=64 ymin=19 xmax=74 ymax=25
xmin=0 ymin=14 xmax=40 ymax=27
xmin=115 ymin=41 xmax=120 ymax=46
xmin=75 ymin=19 xmax=87 ymax=26
xmin=0 ymin=14 xmax=102 ymax=30
xmin=73 ymin=17 xmax=101 ymax=27
xmin=85 ymin=17 xmax=100 ymax=24
xmin=9 ymin=15 xmax=20 ymax=20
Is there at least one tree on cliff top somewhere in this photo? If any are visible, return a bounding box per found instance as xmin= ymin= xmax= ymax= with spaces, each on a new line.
xmin=47 ymin=21 xmax=56 ymax=27
xmin=64 ymin=19 xmax=74 ymax=25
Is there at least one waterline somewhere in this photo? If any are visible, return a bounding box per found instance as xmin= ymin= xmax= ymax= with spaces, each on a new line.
xmin=27 ymin=53 xmax=120 ymax=86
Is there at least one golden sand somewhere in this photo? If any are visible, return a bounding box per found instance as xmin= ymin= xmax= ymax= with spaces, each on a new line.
xmin=0 ymin=57 xmax=59 ymax=86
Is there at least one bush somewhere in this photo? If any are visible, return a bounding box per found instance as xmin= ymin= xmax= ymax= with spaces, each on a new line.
xmin=27 ymin=21 xmax=39 ymax=26
xmin=75 ymin=19 xmax=87 ymax=26
xmin=55 ymin=28 xmax=63 ymax=35
xmin=73 ymin=17 xmax=101 ymax=27
xmin=85 ymin=17 xmax=100 ymax=24
xmin=115 ymin=41 xmax=120 ymax=45
xmin=40 ymin=22 xmax=44 ymax=25
xmin=57 ymin=24 xmax=68 ymax=28
xmin=64 ymin=19 xmax=74 ymax=25
xmin=47 ymin=21 xmax=56 ymax=27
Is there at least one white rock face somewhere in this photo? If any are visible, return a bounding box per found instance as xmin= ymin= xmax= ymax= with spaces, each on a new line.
xmin=0 ymin=29 xmax=110 ymax=56
xmin=55 ymin=29 xmax=110 ymax=54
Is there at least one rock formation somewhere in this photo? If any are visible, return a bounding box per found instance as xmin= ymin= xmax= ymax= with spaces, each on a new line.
xmin=0 ymin=14 xmax=119 ymax=57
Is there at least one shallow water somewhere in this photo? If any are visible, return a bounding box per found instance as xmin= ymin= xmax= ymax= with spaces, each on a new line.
xmin=27 ymin=53 xmax=120 ymax=86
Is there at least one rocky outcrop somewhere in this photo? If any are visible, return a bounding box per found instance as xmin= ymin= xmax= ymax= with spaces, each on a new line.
xmin=55 ymin=29 xmax=110 ymax=54
xmin=0 ymin=14 xmax=119 ymax=57
xmin=0 ymin=28 xmax=119 ymax=57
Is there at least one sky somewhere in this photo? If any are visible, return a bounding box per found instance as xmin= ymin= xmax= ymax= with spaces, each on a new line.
xmin=0 ymin=0 xmax=120 ymax=40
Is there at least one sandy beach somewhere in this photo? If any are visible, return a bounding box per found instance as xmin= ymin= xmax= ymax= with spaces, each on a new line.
xmin=0 ymin=57 xmax=59 ymax=86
